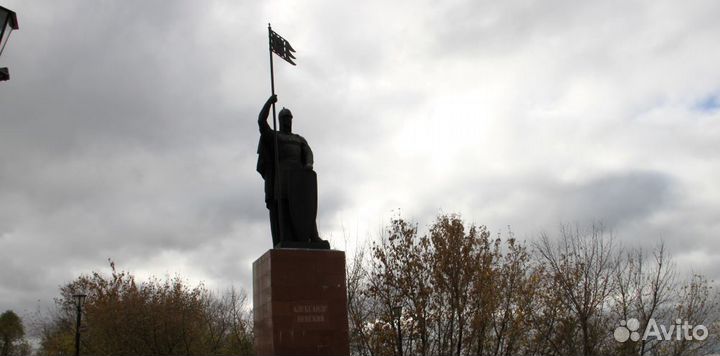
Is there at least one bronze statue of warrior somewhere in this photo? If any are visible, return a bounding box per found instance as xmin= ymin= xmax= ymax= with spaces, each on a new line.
xmin=256 ymin=94 xmax=328 ymax=248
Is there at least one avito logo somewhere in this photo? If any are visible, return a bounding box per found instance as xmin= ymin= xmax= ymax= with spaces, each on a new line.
xmin=614 ymin=318 xmax=708 ymax=342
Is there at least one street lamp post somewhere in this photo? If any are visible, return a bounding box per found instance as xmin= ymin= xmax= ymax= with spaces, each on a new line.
xmin=73 ymin=294 xmax=87 ymax=356
xmin=0 ymin=5 xmax=19 ymax=81
xmin=392 ymin=306 xmax=403 ymax=356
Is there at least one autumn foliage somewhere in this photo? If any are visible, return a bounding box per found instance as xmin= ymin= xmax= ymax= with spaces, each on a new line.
xmin=39 ymin=261 xmax=253 ymax=356
xmin=347 ymin=214 xmax=720 ymax=356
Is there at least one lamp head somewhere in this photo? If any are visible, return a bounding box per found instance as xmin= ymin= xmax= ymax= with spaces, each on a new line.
xmin=73 ymin=293 xmax=87 ymax=306
xmin=0 ymin=6 xmax=19 ymax=82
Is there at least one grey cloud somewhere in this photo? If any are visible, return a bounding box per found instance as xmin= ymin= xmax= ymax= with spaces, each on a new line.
xmin=0 ymin=0 xmax=271 ymax=315
xmin=2 ymin=0 xmax=720 ymax=324
xmin=557 ymin=171 xmax=675 ymax=228
xmin=428 ymin=170 xmax=678 ymax=240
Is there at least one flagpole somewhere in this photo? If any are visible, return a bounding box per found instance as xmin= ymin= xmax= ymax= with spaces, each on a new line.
xmin=268 ymin=23 xmax=285 ymax=245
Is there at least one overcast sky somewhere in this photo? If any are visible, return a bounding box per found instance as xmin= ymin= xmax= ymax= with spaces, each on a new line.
xmin=1 ymin=0 xmax=720 ymax=320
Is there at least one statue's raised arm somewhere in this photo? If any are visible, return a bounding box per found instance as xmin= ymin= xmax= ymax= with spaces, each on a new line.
xmin=258 ymin=94 xmax=276 ymax=134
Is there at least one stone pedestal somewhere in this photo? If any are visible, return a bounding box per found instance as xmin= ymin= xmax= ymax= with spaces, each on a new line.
xmin=253 ymin=249 xmax=349 ymax=356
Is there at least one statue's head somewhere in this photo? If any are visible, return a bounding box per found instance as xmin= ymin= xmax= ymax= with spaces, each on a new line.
xmin=279 ymin=107 xmax=292 ymax=133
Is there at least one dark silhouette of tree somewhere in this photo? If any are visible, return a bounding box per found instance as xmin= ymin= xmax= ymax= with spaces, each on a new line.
xmin=534 ymin=224 xmax=619 ymax=356
xmin=0 ymin=310 xmax=30 ymax=356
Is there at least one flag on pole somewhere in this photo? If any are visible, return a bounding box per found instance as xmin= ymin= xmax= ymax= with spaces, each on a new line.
xmin=269 ymin=28 xmax=296 ymax=65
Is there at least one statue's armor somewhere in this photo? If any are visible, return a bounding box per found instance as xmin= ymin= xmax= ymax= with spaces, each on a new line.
xmin=277 ymin=132 xmax=313 ymax=170
xmin=257 ymin=129 xmax=314 ymax=204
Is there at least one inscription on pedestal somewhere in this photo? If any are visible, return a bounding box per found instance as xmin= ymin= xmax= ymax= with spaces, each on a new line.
xmin=294 ymin=304 xmax=327 ymax=323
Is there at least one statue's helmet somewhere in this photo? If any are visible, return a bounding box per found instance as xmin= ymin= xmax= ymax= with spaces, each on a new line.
xmin=279 ymin=107 xmax=293 ymax=119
